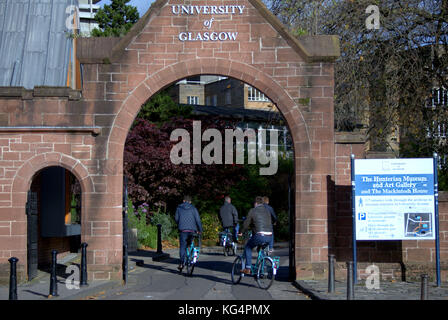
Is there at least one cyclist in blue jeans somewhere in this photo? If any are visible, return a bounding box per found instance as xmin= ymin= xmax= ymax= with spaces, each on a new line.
xmin=239 ymin=196 xmax=273 ymax=274
xmin=175 ymin=195 xmax=203 ymax=272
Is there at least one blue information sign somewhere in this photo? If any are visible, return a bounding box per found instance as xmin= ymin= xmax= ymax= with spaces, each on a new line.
xmin=354 ymin=158 xmax=435 ymax=240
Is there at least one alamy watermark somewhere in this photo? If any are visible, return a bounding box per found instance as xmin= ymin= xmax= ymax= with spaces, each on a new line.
xmin=170 ymin=121 xmax=278 ymax=175
xmin=65 ymin=5 xmax=80 ymax=31
xmin=365 ymin=264 xmax=380 ymax=290
xmin=65 ymin=265 xmax=80 ymax=290
xmin=365 ymin=5 xmax=380 ymax=30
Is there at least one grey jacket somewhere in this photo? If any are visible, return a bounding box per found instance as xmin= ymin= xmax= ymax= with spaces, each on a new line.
xmin=175 ymin=202 xmax=203 ymax=233
xmin=219 ymin=202 xmax=238 ymax=228
xmin=242 ymin=204 xmax=273 ymax=234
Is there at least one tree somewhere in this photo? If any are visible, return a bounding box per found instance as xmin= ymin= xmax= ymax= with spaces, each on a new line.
xmin=138 ymin=91 xmax=193 ymax=125
xmin=125 ymin=90 xmax=247 ymax=213
xmin=124 ymin=117 xmax=246 ymax=213
xmin=267 ymin=0 xmax=327 ymax=36
xmin=91 ymin=0 xmax=139 ymax=37
xmin=267 ymin=0 xmax=448 ymax=156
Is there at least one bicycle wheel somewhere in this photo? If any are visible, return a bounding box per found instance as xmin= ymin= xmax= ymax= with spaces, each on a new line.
xmin=180 ymin=248 xmax=188 ymax=274
xmin=186 ymin=247 xmax=195 ymax=276
xmin=231 ymin=255 xmax=243 ymax=284
xmin=256 ymin=257 xmax=274 ymax=290
xmin=232 ymin=242 xmax=237 ymax=256
xmin=225 ymin=244 xmax=234 ymax=256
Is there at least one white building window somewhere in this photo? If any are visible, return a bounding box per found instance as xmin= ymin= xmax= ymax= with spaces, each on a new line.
xmin=187 ymin=96 xmax=199 ymax=105
xmin=427 ymin=87 xmax=448 ymax=108
xmin=428 ymin=120 xmax=447 ymax=139
xmin=79 ymin=1 xmax=100 ymax=36
xmin=248 ymin=86 xmax=269 ymax=102
xmin=225 ymin=91 xmax=231 ymax=105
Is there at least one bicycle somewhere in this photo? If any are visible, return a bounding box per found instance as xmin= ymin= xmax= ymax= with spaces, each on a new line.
xmin=219 ymin=230 xmax=237 ymax=256
xmin=230 ymin=235 xmax=280 ymax=290
xmin=181 ymin=232 xmax=201 ymax=276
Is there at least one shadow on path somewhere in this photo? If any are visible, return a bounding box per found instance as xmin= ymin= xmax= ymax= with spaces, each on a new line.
xmin=22 ymin=290 xmax=49 ymax=298
xmin=127 ymin=248 xmax=292 ymax=291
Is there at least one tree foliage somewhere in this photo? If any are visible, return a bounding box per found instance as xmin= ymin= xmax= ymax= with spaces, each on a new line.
xmin=267 ymin=0 xmax=448 ymax=156
xmin=138 ymin=91 xmax=193 ymax=125
xmin=124 ymin=116 xmax=246 ymax=213
xmin=92 ymin=0 xmax=139 ymax=37
xmin=267 ymin=0 xmax=328 ymax=36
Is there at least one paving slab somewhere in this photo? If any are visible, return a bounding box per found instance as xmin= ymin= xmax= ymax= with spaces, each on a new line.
xmin=295 ymin=279 xmax=448 ymax=300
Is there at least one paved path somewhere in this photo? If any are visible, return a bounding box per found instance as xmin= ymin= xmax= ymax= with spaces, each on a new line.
xmin=0 ymin=244 xmax=308 ymax=301
xmin=68 ymin=245 xmax=308 ymax=300
xmin=5 ymin=243 xmax=446 ymax=301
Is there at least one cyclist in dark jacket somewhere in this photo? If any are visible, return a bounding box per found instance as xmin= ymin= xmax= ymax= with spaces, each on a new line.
xmin=240 ymin=196 xmax=273 ymax=274
xmin=175 ymin=195 xmax=203 ymax=271
xmin=219 ymin=196 xmax=238 ymax=242
xmin=263 ymin=196 xmax=277 ymax=252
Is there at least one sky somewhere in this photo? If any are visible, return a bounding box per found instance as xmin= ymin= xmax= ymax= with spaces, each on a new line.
xmin=97 ymin=0 xmax=155 ymax=17
xmin=97 ymin=1 xmax=272 ymax=17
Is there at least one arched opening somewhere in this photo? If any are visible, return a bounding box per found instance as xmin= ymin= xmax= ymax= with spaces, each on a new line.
xmin=106 ymin=57 xmax=313 ymax=283
xmin=27 ymin=166 xmax=82 ymax=281
xmin=122 ymin=73 xmax=297 ymax=283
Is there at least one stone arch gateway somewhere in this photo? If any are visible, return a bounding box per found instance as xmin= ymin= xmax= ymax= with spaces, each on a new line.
xmin=0 ymin=0 xmax=340 ymax=282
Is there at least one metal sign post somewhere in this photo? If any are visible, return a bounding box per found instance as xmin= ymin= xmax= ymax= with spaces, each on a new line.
xmin=350 ymin=154 xmax=357 ymax=284
xmin=433 ymin=153 xmax=441 ymax=287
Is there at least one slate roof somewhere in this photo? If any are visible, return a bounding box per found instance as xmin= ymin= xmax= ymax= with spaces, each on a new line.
xmin=191 ymin=104 xmax=284 ymax=123
xmin=0 ymin=0 xmax=77 ymax=89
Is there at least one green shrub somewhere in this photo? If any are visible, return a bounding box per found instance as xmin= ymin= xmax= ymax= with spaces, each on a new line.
xmin=150 ymin=211 xmax=174 ymax=241
xmin=201 ymin=212 xmax=221 ymax=242
xmin=127 ymin=199 xmax=158 ymax=248
xmin=229 ymin=165 xmax=270 ymax=216
xmin=275 ymin=210 xmax=290 ymax=241
xmin=127 ymin=200 xmax=143 ymax=230
xmin=138 ymin=223 xmax=158 ymax=248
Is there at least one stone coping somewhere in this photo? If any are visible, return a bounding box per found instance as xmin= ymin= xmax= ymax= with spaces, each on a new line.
xmin=0 ymin=87 xmax=81 ymax=100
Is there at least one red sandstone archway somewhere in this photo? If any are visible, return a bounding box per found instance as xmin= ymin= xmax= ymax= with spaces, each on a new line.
xmin=106 ymin=58 xmax=309 ymax=197
xmin=106 ymin=58 xmax=310 ymax=278
xmin=108 ymin=59 xmax=309 ymax=154
xmin=73 ymin=0 xmax=337 ymax=280
xmin=13 ymin=152 xmax=93 ymax=197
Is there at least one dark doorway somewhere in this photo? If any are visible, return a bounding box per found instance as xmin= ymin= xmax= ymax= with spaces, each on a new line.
xmin=27 ymin=166 xmax=82 ymax=281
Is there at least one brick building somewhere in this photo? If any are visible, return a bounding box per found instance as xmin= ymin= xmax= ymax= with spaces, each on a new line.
xmin=168 ymin=75 xmax=277 ymax=111
xmin=165 ymin=75 xmax=291 ymax=155
xmin=78 ymin=0 xmax=101 ymax=36
xmin=0 ymin=0 xmax=446 ymax=284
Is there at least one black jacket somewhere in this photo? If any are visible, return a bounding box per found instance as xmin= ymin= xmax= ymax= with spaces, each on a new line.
xmin=219 ymin=202 xmax=238 ymax=228
xmin=242 ymin=204 xmax=273 ymax=234
xmin=175 ymin=202 xmax=203 ymax=233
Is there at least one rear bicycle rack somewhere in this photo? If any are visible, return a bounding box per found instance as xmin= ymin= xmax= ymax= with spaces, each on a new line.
xmin=272 ymin=256 xmax=280 ymax=275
